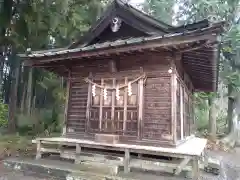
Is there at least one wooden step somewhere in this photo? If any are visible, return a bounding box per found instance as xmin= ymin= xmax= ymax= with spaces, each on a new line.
xmin=95 ymin=133 xmax=119 ymax=144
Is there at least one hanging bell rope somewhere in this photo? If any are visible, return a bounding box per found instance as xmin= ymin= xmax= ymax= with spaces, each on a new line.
xmin=84 ymin=74 xmax=146 ymax=90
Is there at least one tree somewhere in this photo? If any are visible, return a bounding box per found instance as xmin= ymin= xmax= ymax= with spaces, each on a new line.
xmin=176 ymin=0 xmax=240 ymax=138
xmin=143 ymin=0 xmax=175 ymax=24
xmin=0 ymin=0 xmax=109 ymax=133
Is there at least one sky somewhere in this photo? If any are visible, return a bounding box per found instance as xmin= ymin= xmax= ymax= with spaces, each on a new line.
xmin=130 ymin=0 xmax=145 ymax=5
xmin=129 ymin=0 xmax=179 ymax=25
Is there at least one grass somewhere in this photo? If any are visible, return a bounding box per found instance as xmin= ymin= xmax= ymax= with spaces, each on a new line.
xmin=0 ymin=131 xmax=61 ymax=160
xmin=0 ymin=135 xmax=35 ymax=159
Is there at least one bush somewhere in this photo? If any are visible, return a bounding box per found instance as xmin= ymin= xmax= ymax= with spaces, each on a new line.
xmin=16 ymin=108 xmax=63 ymax=136
xmin=0 ymin=101 xmax=8 ymax=128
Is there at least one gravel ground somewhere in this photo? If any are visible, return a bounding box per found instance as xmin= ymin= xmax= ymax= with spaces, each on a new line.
xmin=0 ymin=149 xmax=240 ymax=180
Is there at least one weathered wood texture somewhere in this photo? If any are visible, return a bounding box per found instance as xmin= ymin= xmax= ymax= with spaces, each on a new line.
xmin=143 ymin=76 xmax=171 ymax=141
xmin=65 ymin=51 xmax=192 ymax=146
xmin=175 ymin=57 xmax=195 ymax=141
xmin=67 ymin=80 xmax=88 ymax=133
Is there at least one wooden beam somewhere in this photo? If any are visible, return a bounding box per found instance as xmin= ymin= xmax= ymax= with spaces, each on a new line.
xmin=123 ymin=77 xmax=128 ymax=135
xmin=138 ymin=78 xmax=144 ymax=140
xmin=180 ymin=84 xmax=184 ymax=140
xmin=171 ymin=70 xmax=177 ymax=144
xmin=86 ymin=73 xmax=92 ymax=133
xmin=36 ymin=140 xmax=42 ymax=160
xmin=99 ymin=79 xmax=104 ymax=131
xmin=179 ymin=41 xmax=216 ymax=53
xmin=76 ymin=144 xmax=81 ymax=154
xmin=111 ymin=79 xmax=116 ymax=131
xmin=75 ymin=144 xmax=81 ymax=164
xmin=124 ymin=149 xmax=130 ymax=173
xmin=192 ymin=158 xmax=200 ymax=180
xmin=174 ymin=157 xmax=191 ymax=175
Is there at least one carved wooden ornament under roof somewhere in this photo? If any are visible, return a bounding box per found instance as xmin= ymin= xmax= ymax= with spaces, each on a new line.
xmin=111 ymin=17 xmax=122 ymax=32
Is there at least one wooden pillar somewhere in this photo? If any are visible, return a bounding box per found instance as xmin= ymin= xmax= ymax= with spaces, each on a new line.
xmin=63 ymin=70 xmax=71 ymax=136
xmin=171 ymin=70 xmax=177 ymax=144
xmin=180 ymin=84 xmax=184 ymax=140
xmin=124 ymin=149 xmax=130 ymax=173
xmin=138 ymin=78 xmax=144 ymax=139
xmin=192 ymin=157 xmax=200 ymax=180
xmin=99 ymin=79 xmax=104 ymax=130
xmin=111 ymin=79 xmax=116 ymax=130
xmin=123 ymin=77 xmax=128 ymax=134
xmin=75 ymin=144 xmax=81 ymax=164
xmin=86 ymin=73 xmax=92 ymax=133
xmin=36 ymin=140 xmax=42 ymax=160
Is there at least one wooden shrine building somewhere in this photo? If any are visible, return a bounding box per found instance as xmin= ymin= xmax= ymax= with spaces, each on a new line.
xmin=21 ymin=0 xmax=223 ymax=148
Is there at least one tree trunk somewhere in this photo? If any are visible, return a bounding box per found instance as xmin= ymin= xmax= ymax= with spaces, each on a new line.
xmin=208 ymin=96 xmax=217 ymax=140
xmin=8 ymin=60 xmax=20 ymax=133
xmin=20 ymin=82 xmax=27 ymax=112
xmin=227 ymin=84 xmax=234 ymax=134
xmin=26 ymin=67 xmax=33 ymax=115
xmin=0 ymin=56 xmax=5 ymax=97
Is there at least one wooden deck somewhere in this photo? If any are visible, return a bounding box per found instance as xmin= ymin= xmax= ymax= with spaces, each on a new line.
xmin=32 ymin=136 xmax=207 ymax=180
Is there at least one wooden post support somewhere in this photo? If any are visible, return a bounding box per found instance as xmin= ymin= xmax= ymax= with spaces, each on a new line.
xmin=36 ymin=140 xmax=42 ymax=160
xmin=75 ymin=144 xmax=81 ymax=164
xmin=138 ymin=78 xmax=144 ymax=139
xmin=192 ymin=158 xmax=200 ymax=180
xmin=174 ymin=157 xmax=191 ymax=175
xmin=180 ymin=84 xmax=184 ymax=140
xmin=76 ymin=144 xmax=81 ymax=154
xmin=124 ymin=149 xmax=130 ymax=173
xmin=86 ymin=73 xmax=92 ymax=132
xmin=111 ymin=79 xmax=116 ymax=130
xmin=123 ymin=77 xmax=128 ymax=134
xmin=99 ymin=79 xmax=104 ymax=130
xmin=171 ymin=71 xmax=177 ymax=144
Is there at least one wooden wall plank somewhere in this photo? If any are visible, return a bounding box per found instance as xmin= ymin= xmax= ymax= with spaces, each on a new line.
xmin=66 ymin=51 xmax=176 ymax=146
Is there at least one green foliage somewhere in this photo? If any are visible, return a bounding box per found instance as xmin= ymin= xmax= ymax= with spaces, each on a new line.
xmin=195 ymin=106 xmax=209 ymax=131
xmin=0 ymin=101 xmax=8 ymax=128
xmin=177 ymin=0 xmax=240 ymax=135
xmin=143 ymin=0 xmax=174 ymax=24
xmin=16 ymin=108 xmax=63 ymax=136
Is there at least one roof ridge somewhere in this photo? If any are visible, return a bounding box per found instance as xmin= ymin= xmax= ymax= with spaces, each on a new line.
xmin=115 ymin=0 xmax=173 ymax=28
xmin=68 ymin=0 xmax=214 ymax=49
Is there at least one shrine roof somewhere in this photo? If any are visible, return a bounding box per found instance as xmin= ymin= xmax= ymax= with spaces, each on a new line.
xmin=68 ymin=0 xmax=212 ymax=48
xmin=19 ymin=21 xmax=223 ymax=59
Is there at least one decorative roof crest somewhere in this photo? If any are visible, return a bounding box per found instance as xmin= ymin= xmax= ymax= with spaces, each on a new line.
xmin=111 ymin=17 xmax=122 ymax=32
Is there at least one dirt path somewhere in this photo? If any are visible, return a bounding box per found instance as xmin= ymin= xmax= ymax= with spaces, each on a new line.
xmin=0 ymin=163 xmax=56 ymax=180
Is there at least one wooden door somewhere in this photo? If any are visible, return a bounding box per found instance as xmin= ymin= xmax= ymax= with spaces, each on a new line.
xmin=87 ymin=77 xmax=143 ymax=137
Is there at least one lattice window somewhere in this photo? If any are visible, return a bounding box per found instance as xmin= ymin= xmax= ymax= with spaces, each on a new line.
xmin=86 ymin=76 xmax=144 ymax=136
